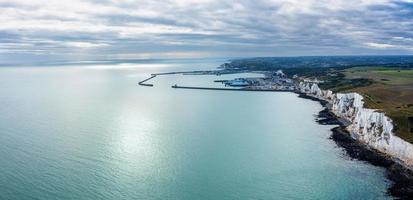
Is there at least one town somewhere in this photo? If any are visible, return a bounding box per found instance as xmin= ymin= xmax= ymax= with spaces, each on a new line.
xmin=221 ymin=70 xmax=296 ymax=91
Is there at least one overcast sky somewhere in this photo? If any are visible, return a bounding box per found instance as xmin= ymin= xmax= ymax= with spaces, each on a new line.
xmin=1 ymin=0 xmax=413 ymax=63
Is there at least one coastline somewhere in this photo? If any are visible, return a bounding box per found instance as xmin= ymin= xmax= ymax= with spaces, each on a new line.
xmin=297 ymin=92 xmax=413 ymax=198
xmin=138 ymin=70 xmax=413 ymax=198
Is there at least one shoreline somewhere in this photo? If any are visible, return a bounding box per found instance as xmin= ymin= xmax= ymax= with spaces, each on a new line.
xmin=297 ymin=92 xmax=413 ymax=198
xmin=139 ymin=70 xmax=413 ymax=198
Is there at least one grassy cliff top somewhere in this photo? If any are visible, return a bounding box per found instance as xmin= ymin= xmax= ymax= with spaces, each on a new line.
xmin=339 ymin=68 xmax=413 ymax=142
xmin=311 ymin=67 xmax=413 ymax=143
xmin=302 ymin=67 xmax=413 ymax=143
xmin=224 ymin=57 xmax=413 ymax=143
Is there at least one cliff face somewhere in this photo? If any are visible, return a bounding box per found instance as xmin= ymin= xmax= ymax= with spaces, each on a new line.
xmin=299 ymin=81 xmax=413 ymax=167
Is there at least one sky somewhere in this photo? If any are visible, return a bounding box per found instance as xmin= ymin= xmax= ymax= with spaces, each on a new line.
xmin=1 ymin=0 xmax=413 ymax=64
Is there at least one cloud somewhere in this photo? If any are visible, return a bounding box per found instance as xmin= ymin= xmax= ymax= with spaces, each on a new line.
xmin=393 ymin=36 xmax=413 ymax=42
xmin=0 ymin=0 xmax=413 ymax=63
xmin=365 ymin=42 xmax=396 ymax=49
xmin=64 ymin=42 xmax=110 ymax=48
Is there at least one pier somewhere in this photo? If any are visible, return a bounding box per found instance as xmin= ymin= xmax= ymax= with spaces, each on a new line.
xmin=214 ymin=80 xmax=229 ymax=83
xmin=151 ymin=70 xmax=228 ymax=76
xmin=138 ymin=75 xmax=156 ymax=86
xmin=171 ymin=85 xmax=291 ymax=92
xmin=139 ymin=70 xmax=230 ymax=87
xmin=151 ymin=72 xmax=182 ymax=76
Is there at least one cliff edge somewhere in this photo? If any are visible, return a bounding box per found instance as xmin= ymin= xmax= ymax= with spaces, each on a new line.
xmin=299 ymin=81 xmax=413 ymax=168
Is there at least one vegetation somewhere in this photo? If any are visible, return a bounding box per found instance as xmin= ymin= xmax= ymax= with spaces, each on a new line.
xmin=341 ymin=68 xmax=413 ymax=142
xmin=294 ymin=66 xmax=413 ymax=143
xmin=280 ymin=67 xmax=374 ymax=92
xmin=224 ymin=57 xmax=413 ymax=143
xmin=225 ymin=56 xmax=413 ymax=70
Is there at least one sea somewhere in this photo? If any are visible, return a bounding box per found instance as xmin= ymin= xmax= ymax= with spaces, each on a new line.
xmin=0 ymin=58 xmax=391 ymax=199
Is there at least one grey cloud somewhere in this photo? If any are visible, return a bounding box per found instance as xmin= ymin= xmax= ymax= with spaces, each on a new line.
xmin=1 ymin=0 xmax=413 ymax=64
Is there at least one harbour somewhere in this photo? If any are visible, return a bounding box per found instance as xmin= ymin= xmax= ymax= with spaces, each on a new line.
xmin=138 ymin=69 xmax=297 ymax=92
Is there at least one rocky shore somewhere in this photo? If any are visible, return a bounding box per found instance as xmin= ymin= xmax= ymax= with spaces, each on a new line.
xmin=298 ymin=92 xmax=413 ymax=198
xmin=298 ymin=81 xmax=413 ymax=167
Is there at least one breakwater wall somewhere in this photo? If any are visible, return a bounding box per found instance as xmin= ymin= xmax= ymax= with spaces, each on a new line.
xmin=138 ymin=75 xmax=156 ymax=86
xmin=171 ymin=85 xmax=291 ymax=92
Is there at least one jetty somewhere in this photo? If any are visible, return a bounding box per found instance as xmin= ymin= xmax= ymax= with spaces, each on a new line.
xmin=151 ymin=70 xmax=227 ymax=76
xmin=151 ymin=72 xmax=182 ymax=76
xmin=138 ymin=70 xmax=233 ymax=87
xmin=171 ymin=84 xmax=290 ymax=92
xmin=138 ymin=75 xmax=156 ymax=86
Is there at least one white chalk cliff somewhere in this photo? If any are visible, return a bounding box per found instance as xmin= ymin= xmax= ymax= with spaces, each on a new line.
xmin=299 ymin=81 xmax=413 ymax=168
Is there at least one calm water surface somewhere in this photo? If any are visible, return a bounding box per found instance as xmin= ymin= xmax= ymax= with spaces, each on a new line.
xmin=0 ymin=60 xmax=391 ymax=199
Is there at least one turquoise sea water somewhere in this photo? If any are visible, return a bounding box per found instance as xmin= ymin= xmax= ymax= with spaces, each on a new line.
xmin=0 ymin=60 xmax=391 ymax=199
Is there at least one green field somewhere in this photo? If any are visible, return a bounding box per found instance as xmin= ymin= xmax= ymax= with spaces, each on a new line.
xmin=330 ymin=68 xmax=413 ymax=142
xmin=226 ymin=58 xmax=413 ymax=143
